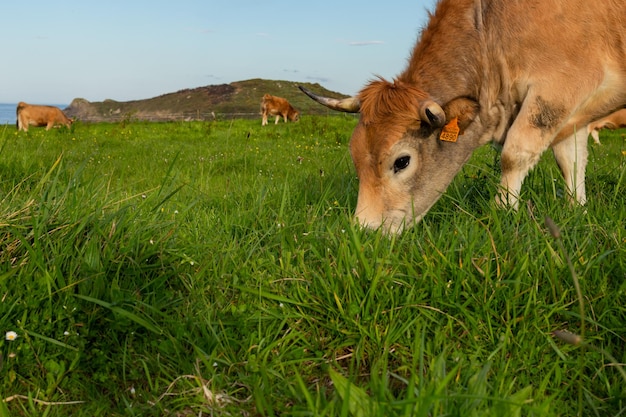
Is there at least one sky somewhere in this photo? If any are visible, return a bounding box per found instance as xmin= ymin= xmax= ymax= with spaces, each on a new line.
xmin=2 ymin=1 xmax=438 ymax=105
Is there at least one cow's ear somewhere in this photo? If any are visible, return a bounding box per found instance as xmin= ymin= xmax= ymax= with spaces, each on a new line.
xmin=443 ymin=98 xmax=478 ymax=134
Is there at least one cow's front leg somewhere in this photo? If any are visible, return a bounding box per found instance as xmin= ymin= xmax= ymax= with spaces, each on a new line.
xmin=274 ymin=115 xmax=280 ymax=124
xmin=552 ymin=128 xmax=588 ymax=205
xmin=496 ymin=125 xmax=554 ymax=208
xmin=496 ymin=145 xmax=542 ymax=210
xmin=496 ymin=94 xmax=567 ymax=209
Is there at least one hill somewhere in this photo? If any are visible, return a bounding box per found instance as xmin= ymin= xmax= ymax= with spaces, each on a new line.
xmin=64 ymin=79 xmax=350 ymax=122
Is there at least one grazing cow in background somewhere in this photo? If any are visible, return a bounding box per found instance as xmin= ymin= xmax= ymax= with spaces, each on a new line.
xmin=260 ymin=94 xmax=300 ymax=126
xmin=300 ymin=0 xmax=626 ymax=233
xmin=16 ymin=102 xmax=73 ymax=132
xmin=587 ymin=108 xmax=626 ymax=145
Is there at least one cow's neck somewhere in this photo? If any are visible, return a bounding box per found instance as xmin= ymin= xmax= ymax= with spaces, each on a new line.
xmin=400 ymin=0 xmax=484 ymax=104
xmin=401 ymin=0 xmax=508 ymax=146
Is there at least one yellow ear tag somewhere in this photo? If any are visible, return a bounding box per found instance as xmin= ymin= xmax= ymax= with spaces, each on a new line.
xmin=439 ymin=117 xmax=460 ymax=142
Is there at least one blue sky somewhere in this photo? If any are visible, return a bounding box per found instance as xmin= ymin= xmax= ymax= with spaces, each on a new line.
xmin=2 ymin=1 xmax=437 ymax=104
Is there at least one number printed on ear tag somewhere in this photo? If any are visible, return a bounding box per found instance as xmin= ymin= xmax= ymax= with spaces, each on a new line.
xmin=439 ymin=117 xmax=460 ymax=142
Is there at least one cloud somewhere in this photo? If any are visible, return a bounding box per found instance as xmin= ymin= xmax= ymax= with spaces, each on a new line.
xmin=348 ymin=40 xmax=385 ymax=46
xmin=306 ymin=76 xmax=331 ymax=83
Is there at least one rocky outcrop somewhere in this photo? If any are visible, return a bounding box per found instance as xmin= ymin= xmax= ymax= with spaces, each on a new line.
xmin=64 ymin=98 xmax=101 ymax=120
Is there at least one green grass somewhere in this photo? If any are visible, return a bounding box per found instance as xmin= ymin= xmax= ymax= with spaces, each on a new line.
xmin=0 ymin=118 xmax=624 ymax=416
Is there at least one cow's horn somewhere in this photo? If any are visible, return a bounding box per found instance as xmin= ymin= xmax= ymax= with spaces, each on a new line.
xmin=298 ymin=86 xmax=361 ymax=113
xmin=420 ymin=101 xmax=446 ymax=128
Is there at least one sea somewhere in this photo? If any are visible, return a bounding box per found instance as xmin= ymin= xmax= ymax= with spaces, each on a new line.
xmin=0 ymin=103 xmax=69 ymax=127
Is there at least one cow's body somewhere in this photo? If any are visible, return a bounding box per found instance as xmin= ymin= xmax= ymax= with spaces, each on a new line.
xmin=587 ymin=108 xmax=626 ymax=144
xmin=16 ymin=102 xmax=72 ymax=132
xmin=260 ymin=94 xmax=299 ymax=126
xmin=301 ymin=0 xmax=626 ymax=232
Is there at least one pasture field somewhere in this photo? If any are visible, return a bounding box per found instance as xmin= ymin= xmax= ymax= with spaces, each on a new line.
xmin=0 ymin=117 xmax=624 ymax=416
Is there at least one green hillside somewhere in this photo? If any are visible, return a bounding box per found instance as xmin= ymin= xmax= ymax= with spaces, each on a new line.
xmin=65 ymin=79 xmax=350 ymax=122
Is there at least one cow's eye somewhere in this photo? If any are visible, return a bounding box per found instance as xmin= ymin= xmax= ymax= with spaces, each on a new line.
xmin=393 ymin=155 xmax=411 ymax=173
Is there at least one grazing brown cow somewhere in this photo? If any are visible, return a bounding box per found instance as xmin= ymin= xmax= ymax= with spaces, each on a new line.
xmin=16 ymin=102 xmax=72 ymax=132
xmin=260 ymin=94 xmax=300 ymax=126
xmin=587 ymin=108 xmax=626 ymax=145
xmin=300 ymin=0 xmax=626 ymax=233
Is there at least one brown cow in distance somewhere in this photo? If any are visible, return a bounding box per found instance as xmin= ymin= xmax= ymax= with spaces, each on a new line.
xmin=16 ymin=102 xmax=73 ymax=132
xmin=260 ymin=94 xmax=300 ymax=126
xmin=300 ymin=0 xmax=626 ymax=233
xmin=587 ymin=108 xmax=626 ymax=145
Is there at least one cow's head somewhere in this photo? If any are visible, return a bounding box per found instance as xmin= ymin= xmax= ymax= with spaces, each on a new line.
xmin=300 ymin=80 xmax=480 ymax=233
xmin=289 ymin=109 xmax=300 ymax=122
